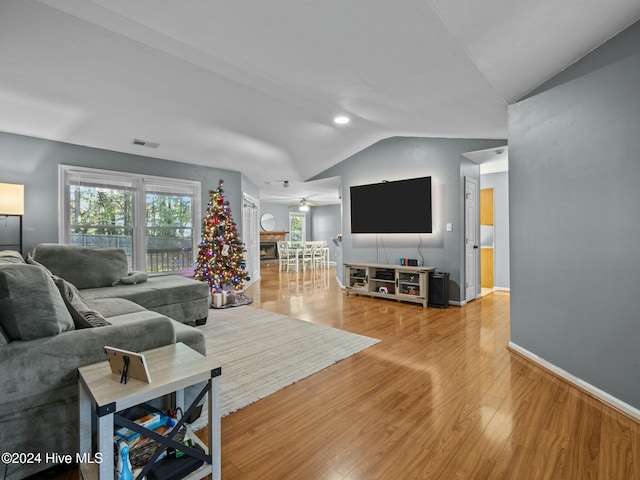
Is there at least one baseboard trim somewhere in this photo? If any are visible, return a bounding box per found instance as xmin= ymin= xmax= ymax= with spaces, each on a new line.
xmin=508 ymin=342 xmax=640 ymax=422
xmin=494 ymin=286 xmax=510 ymax=292
xmin=449 ymin=300 xmax=466 ymax=307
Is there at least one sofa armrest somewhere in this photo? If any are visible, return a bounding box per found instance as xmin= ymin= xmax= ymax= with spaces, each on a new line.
xmin=0 ymin=317 xmax=177 ymax=404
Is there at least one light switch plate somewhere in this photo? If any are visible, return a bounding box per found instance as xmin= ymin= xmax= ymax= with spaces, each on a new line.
xmin=446 ymin=223 xmax=453 ymax=232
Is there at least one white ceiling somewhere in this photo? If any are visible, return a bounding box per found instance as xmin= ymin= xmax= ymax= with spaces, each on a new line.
xmin=1 ymin=0 xmax=639 ymax=204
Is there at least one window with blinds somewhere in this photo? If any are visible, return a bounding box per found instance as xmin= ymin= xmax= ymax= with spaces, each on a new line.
xmin=59 ymin=165 xmax=200 ymax=274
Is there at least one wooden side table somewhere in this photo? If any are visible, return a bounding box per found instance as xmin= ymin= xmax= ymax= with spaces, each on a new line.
xmin=78 ymin=342 xmax=221 ymax=480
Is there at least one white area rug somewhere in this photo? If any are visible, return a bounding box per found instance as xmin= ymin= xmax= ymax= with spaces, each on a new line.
xmin=191 ymin=306 xmax=379 ymax=425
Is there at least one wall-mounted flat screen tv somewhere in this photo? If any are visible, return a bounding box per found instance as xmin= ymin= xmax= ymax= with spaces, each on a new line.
xmin=350 ymin=176 xmax=432 ymax=233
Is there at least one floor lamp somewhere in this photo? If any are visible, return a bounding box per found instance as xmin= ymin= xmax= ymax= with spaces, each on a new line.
xmin=0 ymin=183 xmax=25 ymax=254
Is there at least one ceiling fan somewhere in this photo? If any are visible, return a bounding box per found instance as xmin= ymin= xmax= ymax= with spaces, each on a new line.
xmin=289 ymin=198 xmax=317 ymax=211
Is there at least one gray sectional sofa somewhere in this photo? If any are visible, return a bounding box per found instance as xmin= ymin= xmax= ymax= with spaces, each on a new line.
xmin=31 ymin=243 xmax=210 ymax=325
xmin=0 ymin=245 xmax=211 ymax=480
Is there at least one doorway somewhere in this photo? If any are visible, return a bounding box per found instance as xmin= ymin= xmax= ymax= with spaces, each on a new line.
xmin=242 ymin=193 xmax=260 ymax=288
xmin=463 ymin=145 xmax=510 ymax=298
xmin=480 ymin=188 xmax=494 ymax=296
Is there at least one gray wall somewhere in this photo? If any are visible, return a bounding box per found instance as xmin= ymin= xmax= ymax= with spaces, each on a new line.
xmin=258 ymin=202 xmax=340 ymax=262
xmin=259 ymin=202 xmax=294 ymax=234
xmin=241 ymin=173 xmax=260 ymax=206
xmin=0 ymin=131 xmax=246 ymax=255
xmin=508 ymin=20 xmax=640 ymax=408
xmin=0 ymin=216 xmax=21 ymax=251
xmin=309 ymin=204 xmax=341 ymax=264
xmin=313 ymin=136 xmax=504 ymax=302
xmin=480 ymin=171 xmax=510 ymax=289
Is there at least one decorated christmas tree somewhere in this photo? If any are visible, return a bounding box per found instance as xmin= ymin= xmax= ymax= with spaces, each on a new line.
xmin=194 ymin=180 xmax=249 ymax=292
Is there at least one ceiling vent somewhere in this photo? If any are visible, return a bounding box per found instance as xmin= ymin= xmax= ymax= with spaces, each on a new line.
xmin=132 ymin=138 xmax=160 ymax=149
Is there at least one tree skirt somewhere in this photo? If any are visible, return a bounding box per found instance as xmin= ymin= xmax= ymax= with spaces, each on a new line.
xmin=210 ymin=294 xmax=253 ymax=309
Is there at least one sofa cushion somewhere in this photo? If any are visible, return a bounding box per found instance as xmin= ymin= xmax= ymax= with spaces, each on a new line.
xmin=106 ymin=311 xmax=206 ymax=356
xmin=81 ymin=275 xmax=210 ymax=314
xmin=0 ymin=264 xmax=74 ymax=340
xmin=53 ymin=277 xmax=110 ymax=328
xmin=85 ymin=297 xmax=147 ymax=318
xmin=32 ymin=243 xmax=128 ymax=289
xmin=83 ymin=275 xmax=209 ymax=306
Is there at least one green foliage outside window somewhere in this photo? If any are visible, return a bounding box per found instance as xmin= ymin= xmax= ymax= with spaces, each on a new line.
xmin=69 ymin=185 xmax=133 ymax=234
xmin=68 ymin=186 xmax=194 ymax=272
xmin=145 ymin=194 xmax=192 ymax=232
xmin=290 ymin=214 xmax=304 ymax=243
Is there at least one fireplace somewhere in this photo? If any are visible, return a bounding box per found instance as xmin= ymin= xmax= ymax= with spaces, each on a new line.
xmin=259 ymin=231 xmax=288 ymax=262
xmin=260 ymin=242 xmax=277 ymax=260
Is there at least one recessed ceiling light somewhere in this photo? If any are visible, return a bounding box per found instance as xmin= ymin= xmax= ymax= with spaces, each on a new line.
xmin=333 ymin=115 xmax=350 ymax=125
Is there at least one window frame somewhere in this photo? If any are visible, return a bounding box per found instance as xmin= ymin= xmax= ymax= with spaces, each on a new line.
xmin=59 ymin=165 xmax=201 ymax=275
xmin=289 ymin=212 xmax=306 ymax=245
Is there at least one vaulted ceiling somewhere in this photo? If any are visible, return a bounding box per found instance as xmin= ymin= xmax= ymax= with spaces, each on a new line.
xmin=1 ymin=0 xmax=639 ymax=203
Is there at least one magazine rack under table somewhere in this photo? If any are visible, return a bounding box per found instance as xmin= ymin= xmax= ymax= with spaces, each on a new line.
xmin=77 ymin=342 xmax=221 ymax=480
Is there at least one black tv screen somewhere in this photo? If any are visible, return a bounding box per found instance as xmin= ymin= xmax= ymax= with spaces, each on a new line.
xmin=350 ymin=177 xmax=432 ymax=233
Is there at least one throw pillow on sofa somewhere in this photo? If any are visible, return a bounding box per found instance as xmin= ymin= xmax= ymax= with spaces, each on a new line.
xmin=0 ymin=264 xmax=74 ymax=340
xmin=113 ymin=271 xmax=148 ymax=286
xmin=0 ymin=250 xmax=26 ymax=264
xmin=53 ymin=276 xmax=111 ymax=328
xmin=26 ymin=253 xmax=111 ymax=329
xmin=25 ymin=253 xmax=54 ymax=276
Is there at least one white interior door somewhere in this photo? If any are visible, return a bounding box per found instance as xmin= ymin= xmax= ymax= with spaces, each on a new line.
xmin=465 ymin=177 xmax=479 ymax=302
xmin=242 ymin=193 xmax=260 ymax=287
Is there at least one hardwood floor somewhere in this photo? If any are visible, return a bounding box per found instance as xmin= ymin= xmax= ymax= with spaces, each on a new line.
xmin=52 ymin=264 xmax=640 ymax=479
xmin=208 ymin=265 xmax=640 ymax=479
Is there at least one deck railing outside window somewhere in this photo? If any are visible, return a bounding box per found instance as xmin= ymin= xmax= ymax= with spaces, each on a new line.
xmin=70 ymin=234 xmax=193 ymax=273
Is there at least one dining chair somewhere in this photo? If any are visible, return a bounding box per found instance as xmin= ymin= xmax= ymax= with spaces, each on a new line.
xmin=277 ymin=241 xmax=297 ymax=271
xmin=312 ymin=241 xmax=326 ymax=269
xmin=300 ymin=242 xmax=314 ymax=271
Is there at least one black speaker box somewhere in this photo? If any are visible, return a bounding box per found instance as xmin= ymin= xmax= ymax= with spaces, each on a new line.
xmin=428 ymin=272 xmax=450 ymax=308
xmin=147 ymin=443 xmax=205 ymax=480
